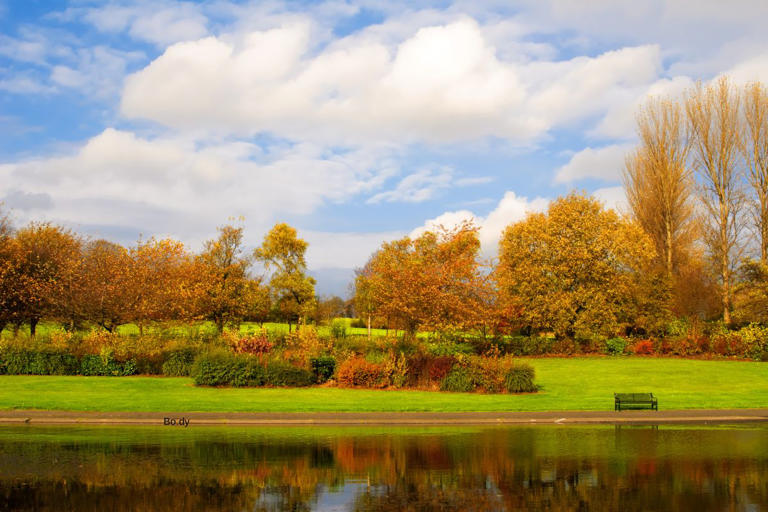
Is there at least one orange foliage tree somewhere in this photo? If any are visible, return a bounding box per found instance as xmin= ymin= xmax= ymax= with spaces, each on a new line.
xmin=357 ymin=221 xmax=490 ymax=338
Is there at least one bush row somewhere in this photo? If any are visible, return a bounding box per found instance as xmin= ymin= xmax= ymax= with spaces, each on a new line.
xmin=0 ymin=349 xmax=138 ymax=376
xmin=335 ymin=353 xmax=537 ymax=394
xmin=0 ymin=346 xmax=201 ymax=377
xmin=189 ymin=351 xmax=322 ymax=387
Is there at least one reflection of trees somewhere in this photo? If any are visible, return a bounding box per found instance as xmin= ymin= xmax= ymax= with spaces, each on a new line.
xmin=0 ymin=427 xmax=767 ymax=511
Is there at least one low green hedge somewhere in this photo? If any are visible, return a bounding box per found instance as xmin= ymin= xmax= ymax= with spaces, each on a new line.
xmin=190 ymin=352 xmax=313 ymax=387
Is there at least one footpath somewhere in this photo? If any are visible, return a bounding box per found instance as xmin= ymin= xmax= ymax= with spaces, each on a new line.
xmin=0 ymin=409 xmax=767 ymax=426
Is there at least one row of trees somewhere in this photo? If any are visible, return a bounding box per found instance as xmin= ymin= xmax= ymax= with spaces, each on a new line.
xmin=352 ymin=77 xmax=768 ymax=339
xmin=353 ymin=194 xmax=667 ymax=340
xmin=0 ymin=214 xmax=317 ymax=336
xmin=624 ymin=76 xmax=768 ymax=325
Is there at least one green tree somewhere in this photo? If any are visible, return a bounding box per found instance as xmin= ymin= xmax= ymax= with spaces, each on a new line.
xmin=255 ymin=223 xmax=316 ymax=332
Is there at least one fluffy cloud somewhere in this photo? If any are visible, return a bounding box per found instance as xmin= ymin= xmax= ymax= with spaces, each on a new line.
xmin=78 ymin=1 xmax=209 ymax=46
xmin=120 ymin=19 xmax=662 ymax=145
xmin=0 ymin=128 xmax=394 ymax=245
xmin=411 ymin=191 xmax=548 ymax=256
xmin=554 ymin=144 xmax=633 ymax=184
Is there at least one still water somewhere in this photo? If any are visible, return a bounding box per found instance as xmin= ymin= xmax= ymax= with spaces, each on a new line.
xmin=0 ymin=423 xmax=767 ymax=511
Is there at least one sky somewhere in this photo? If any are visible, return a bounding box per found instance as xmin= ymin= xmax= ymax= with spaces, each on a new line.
xmin=2 ymin=0 xmax=768 ymax=296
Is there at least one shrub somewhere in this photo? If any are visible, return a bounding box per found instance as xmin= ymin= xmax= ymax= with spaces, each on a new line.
xmin=190 ymin=351 xmax=241 ymax=386
xmin=349 ymin=318 xmax=366 ymax=329
xmin=225 ymin=330 xmax=273 ymax=355
xmin=468 ymin=356 xmax=513 ymax=393
xmin=605 ymin=337 xmax=628 ymax=355
xmin=337 ymin=357 xmax=388 ymax=388
xmin=736 ymin=323 xmax=768 ymax=360
xmin=310 ymin=356 xmax=336 ymax=383
xmin=711 ymin=332 xmax=745 ymax=356
xmin=428 ymin=356 xmax=456 ymax=382
xmin=504 ymin=364 xmax=536 ymax=393
xmin=630 ymin=339 xmax=655 ymax=355
xmin=162 ymin=349 xmax=198 ymax=377
xmin=551 ymin=338 xmax=580 ymax=355
xmin=80 ymin=351 xmax=137 ymax=376
xmin=330 ymin=319 xmax=348 ymax=339
xmin=426 ymin=341 xmax=475 ymax=357
xmin=0 ymin=349 xmax=79 ymax=375
xmin=264 ymin=361 xmax=314 ymax=387
xmin=387 ymin=352 xmax=408 ymax=388
xmin=440 ymin=367 xmax=475 ymax=392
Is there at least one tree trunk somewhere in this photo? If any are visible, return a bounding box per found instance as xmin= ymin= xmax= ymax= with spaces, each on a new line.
xmin=665 ymin=218 xmax=674 ymax=279
xmin=30 ymin=317 xmax=39 ymax=338
xmin=722 ymin=259 xmax=732 ymax=325
xmin=367 ymin=314 xmax=372 ymax=341
xmin=139 ymin=323 xmax=145 ymax=336
xmin=288 ymin=321 xmax=292 ymax=333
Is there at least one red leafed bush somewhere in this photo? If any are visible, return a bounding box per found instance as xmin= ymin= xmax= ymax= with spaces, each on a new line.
xmin=227 ymin=332 xmax=273 ymax=355
xmin=630 ymin=339 xmax=655 ymax=355
xmin=337 ymin=357 xmax=388 ymax=388
xmin=428 ymin=356 xmax=456 ymax=382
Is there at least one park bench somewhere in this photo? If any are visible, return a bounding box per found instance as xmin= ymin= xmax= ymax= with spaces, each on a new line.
xmin=614 ymin=393 xmax=658 ymax=411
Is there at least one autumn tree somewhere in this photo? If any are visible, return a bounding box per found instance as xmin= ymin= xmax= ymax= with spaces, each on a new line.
xmin=255 ymin=223 xmax=316 ymax=332
xmin=352 ymin=263 xmax=377 ymax=340
xmin=359 ymin=221 xmax=489 ymax=338
xmin=497 ymin=193 xmax=664 ymax=339
xmin=0 ymin=207 xmax=15 ymax=333
xmin=197 ymin=224 xmax=253 ymax=332
xmin=8 ymin=223 xmax=83 ymax=336
xmin=128 ymin=238 xmax=200 ymax=333
xmin=77 ymin=240 xmax=134 ymax=332
xmin=243 ymin=279 xmax=271 ymax=326
xmin=314 ymin=295 xmax=346 ymax=324
xmin=686 ymin=77 xmax=746 ymax=324
xmin=741 ymin=81 xmax=768 ymax=262
xmin=623 ymin=96 xmax=696 ymax=281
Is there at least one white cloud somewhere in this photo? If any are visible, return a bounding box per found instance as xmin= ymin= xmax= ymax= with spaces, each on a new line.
xmin=50 ymin=46 xmax=145 ymax=99
xmin=79 ymin=1 xmax=209 ymax=46
xmin=591 ymin=75 xmax=694 ymax=139
xmin=0 ymin=128 xmax=395 ymax=247
xmin=593 ymin=186 xmax=627 ymax=213
xmin=554 ymin=144 xmax=633 ymax=184
xmin=368 ymin=167 xmax=454 ymax=204
xmin=411 ymin=190 xmax=548 ymax=256
xmin=304 ymin=230 xmax=405 ymax=269
xmin=120 ymin=18 xmax=662 ymax=145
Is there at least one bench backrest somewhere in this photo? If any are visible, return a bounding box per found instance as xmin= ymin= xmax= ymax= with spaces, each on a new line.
xmin=615 ymin=393 xmax=654 ymax=401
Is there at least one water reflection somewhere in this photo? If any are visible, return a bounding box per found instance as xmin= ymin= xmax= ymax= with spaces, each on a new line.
xmin=0 ymin=424 xmax=766 ymax=511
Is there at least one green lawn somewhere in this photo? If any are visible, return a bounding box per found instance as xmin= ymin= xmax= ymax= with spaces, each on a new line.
xmin=0 ymin=357 xmax=766 ymax=412
xmin=1 ymin=319 xmax=401 ymax=340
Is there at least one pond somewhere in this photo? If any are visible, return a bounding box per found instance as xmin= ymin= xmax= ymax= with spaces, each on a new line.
xmin=1 ymin=423 xmax=767 ymax=511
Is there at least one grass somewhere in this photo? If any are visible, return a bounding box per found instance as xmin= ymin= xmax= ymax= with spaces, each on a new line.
xmin=1 ymin=319 xmax=403 ymax=340
xmin=0 ymin=357 xmax=766 ymax=412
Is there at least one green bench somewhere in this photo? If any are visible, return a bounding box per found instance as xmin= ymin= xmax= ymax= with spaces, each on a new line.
xmin=614 ymin=393 xmax=658 ymax=411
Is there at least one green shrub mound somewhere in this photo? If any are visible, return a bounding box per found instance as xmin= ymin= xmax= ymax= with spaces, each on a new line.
xmin=161 ymin=349 xmax=197 ymax=377
xmin=605 ymin=337 xmax=628 ymax=355
xmin=504 ymin=364 xmax=537 ymax=393
xmin=190 ymin=352 xmax=313 ymax=388
xmin=440 ymin=367 xmax=475 ymax=392
xmin=310 ymin=356 xmax=336 ymax=383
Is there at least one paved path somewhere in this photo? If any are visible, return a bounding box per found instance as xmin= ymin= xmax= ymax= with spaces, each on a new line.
xmin=0 ymin=409 xmax=767 ymax=426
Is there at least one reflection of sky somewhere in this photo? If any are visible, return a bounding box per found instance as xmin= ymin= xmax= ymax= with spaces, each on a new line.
xmin=312 ymin=482 xmax=369 ymax=512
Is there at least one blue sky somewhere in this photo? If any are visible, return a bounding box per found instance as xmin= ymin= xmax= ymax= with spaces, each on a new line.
xmin=2 ymin=0 xmax=768 ymax=295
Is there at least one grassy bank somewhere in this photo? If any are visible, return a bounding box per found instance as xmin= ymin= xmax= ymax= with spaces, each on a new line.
xmin=0 ymin=358 xmax=766 ymax=412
